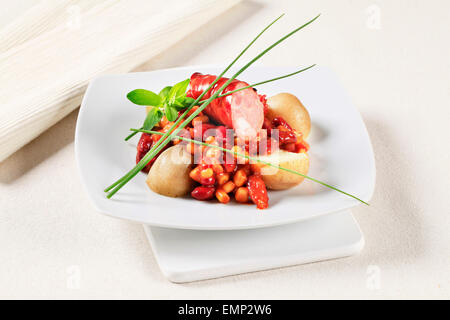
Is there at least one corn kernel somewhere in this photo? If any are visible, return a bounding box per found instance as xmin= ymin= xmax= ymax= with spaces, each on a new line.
xmin=216 ymin=172 xmax=229 ymax=185
xmin=235 ymin=187 xmax=249 ymax=203
xmin=222 ymin=181 xmax=235 ymax=193
xmin=215 ymin=189 xmax=230 ymax=204
xmin=192 ymin=115 xmax=209 ymax=125
xmin=212 ymin=164 xmax=224 ymax=174
xmin=233 ymin=169 xmax=247 ymax=187
xmin=189 ymin=167 xmax=201 ymax=182
xmin=200 ymin=168 xmax=214 ymax=179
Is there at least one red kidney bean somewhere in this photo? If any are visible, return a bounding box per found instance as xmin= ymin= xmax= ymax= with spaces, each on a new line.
xmin=136 ymin=133 xmax=154 ymax=173
xmin=200 ymin=176 xmax=216 ymax=187
xmin=136 ymin=132 xmax=169 ymax=173
xmin=191 ymin=186 xmax=215 ymax=200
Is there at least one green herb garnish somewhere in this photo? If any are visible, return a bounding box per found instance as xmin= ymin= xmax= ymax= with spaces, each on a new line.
xmin=142 ymin=107 xmax=163 ymax=130
xmin=127 ymin=78 xmax=192 ymax=129
xmin=124 ymin=79 xmax=194 ymax=141
xmin=126 ymin=89 xmax=161 ymax=106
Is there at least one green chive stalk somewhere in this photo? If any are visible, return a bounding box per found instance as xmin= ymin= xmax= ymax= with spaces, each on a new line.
xmin=130 ymin=128 xmax=369 ymax=206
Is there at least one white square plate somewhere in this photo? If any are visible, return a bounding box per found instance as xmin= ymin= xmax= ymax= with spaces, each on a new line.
xmin=75 ymin=66 xmax=375 ymax=230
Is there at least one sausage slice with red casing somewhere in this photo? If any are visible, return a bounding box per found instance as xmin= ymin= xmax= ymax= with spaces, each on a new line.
xmin=186 ymin=73 xmax=265 ymax=140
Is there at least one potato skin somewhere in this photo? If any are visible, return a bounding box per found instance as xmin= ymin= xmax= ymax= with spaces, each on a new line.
xmin=267 ymin=93 xmax=311 ymax=138
xmin=146 ymin=145 xmax=194 ymax=197
xmin=257 ymin=150 xmax=309 ymax=190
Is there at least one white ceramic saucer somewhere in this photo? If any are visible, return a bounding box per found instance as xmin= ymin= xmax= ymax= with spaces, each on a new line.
xmin=144 ymin=209 xmax=363 ymax=283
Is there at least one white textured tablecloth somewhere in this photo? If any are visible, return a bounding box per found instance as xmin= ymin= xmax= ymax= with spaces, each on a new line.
xmin=0 ymin=0 xmax=241 ymax=162
xmin=1 ymin=0 xmax=449 ymax=299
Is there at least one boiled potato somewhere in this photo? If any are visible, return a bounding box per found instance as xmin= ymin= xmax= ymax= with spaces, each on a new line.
xmin=257 ymin=150 xmax=309 ymax=190
xmin=267 ymin=93 xmax=311 ymax=138
xmin=146 ymin=145 xmax=194 ymax=197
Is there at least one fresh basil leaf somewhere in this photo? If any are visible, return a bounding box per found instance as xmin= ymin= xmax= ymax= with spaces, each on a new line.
xmin=158 ymin=86 xmax=172 ymax=101
xmin=172 ymin=98 xmax=185 ymax=109
xmin=167 ymin=78 xmax=190 ymax=105
xmin=143 ymin=107 xmax=163 ymax=130
xmin=127 ymin=89 xmax=161 ymax=106
xmin=166 ymin=87 xmax=176 ymax=105
xmin=165 ymin=105 xmax=178 ymax=122
xmin=174 ymin=78 xmax=190 ymax=99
